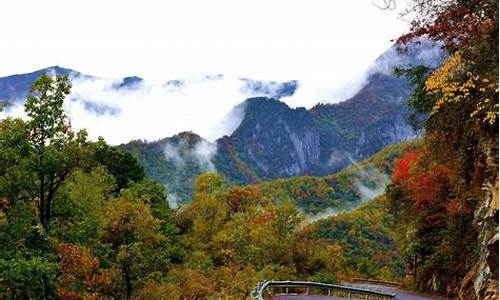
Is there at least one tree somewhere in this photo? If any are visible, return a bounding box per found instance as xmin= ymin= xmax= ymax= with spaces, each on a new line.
xmin=50 ymin=167 xmax=115 ymax=245
xmin=0 ymin=257 xmax=58 ymax=299
xmin=54 ymin=241 xmax=114 ymax=299
xmin=90 ymin=137 xmax=145 ymax=193
xmin=100 ymin=198 xmax=171 ymax=299
xmin=24 ymin=73 xmax=88 ymax=229
xmin=394 ymin=65 xmax=435 ymax=131
xmin=0 ymin=118 xmax=34 ymax=216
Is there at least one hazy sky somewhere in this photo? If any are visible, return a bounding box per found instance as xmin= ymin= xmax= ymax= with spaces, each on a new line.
xmin=1 ymin=0 xmax=408 ymax=80
xmin=0 ymin=0 xmax=411 ymax=144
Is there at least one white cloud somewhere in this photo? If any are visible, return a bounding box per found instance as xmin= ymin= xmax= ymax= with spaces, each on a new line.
xmin=62 ymin=74 xmax=275 ymax=144
xmin=167 ymin=193 xmax=181 ymax=209
xmin=354 ymin=166 xmax=390 ymax=201
xmin=0 ymin=0 xmax=414 ymax=143
xmin=304 ymin=208 xmax=339 ymax=225
xmin=192 ymin=140 xmax=218 ymax=171
xmin=163 ymin=138 xmax=217 ymax=171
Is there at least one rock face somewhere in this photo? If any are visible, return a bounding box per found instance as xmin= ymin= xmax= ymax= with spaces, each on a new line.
xmin=214 ymin=98 xmax=322 ymax=181
xmin=460 ymin=140 xmax=499 ymax=300
xmin=212 ymin=71 xmax=418 ymax=185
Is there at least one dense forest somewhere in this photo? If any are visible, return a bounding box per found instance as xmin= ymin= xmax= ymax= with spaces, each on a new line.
xmin=0 ymin=0 xmax=498 ymax=299
xmin=385 ymin=0 xmax=499 ymax=299
xmin=0 ymin=77 xmax=412 ymax=297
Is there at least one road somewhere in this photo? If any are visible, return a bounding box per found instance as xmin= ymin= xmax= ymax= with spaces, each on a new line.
xmin=272 ymin=290 xmax=445 ymax=300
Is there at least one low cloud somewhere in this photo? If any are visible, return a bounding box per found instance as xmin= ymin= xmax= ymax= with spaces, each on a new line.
xmin=302 ymin=207 xmax=339 ymax=225
xmin=353 ymin=165 xmax=390 ymax=202
xmin=163 ymin=139 xmax=217 ymax=171
xmin=167 ymin=193 xmax=180 ymax=209
xmin=367 ymin=38 xmax=446 ymax=77
xmin=1 ymin=73 xmax=308 ymax=145
xmin=0 ymin=40 xmax=445 ymax=145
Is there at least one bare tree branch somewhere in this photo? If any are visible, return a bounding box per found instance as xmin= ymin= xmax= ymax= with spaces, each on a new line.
xmin=372 ymin=0 xmax=397 ymax=10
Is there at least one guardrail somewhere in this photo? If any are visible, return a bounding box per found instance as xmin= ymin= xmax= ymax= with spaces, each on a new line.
xmin=250 ymin=280 xmax=396 ymax=300
xmin=351 ymin=278 xmax=403 ymax=287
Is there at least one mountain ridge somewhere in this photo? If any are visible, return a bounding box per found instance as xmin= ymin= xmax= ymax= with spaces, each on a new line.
xmin=0 ymin=41 xmax=445 ymax=204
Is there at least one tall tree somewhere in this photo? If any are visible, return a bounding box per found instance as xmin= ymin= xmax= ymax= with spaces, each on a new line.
xmin=25 ymin=73 xmax=87 ymax=228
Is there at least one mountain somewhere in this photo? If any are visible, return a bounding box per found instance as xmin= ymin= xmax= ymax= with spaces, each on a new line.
xmin=0 ymin=66 xmax=83 ymax=103
xmin=0 ymin=41 xmax=445 ymax=204
xmin=239 ymin=140 xmax=419 ymax=214
xmin=216 ymin=72 xmax=414 ymax=183
xmin=121 ymin=42 xmax=444 ymax=203
xmin=122 ymin=131 xmax=214 ymax=207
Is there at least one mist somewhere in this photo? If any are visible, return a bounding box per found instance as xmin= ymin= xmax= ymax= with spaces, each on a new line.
xmin=303 ymin=162 xmax=390 ymax=225
xmin=0 ymin=40 xmax=445 ymax=146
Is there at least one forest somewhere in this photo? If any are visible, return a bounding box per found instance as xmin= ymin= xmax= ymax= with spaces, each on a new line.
xmin=0 ymin=78 xmax=410 ymax=297
xmin=0 ymin=0 xmax=498 ymax=299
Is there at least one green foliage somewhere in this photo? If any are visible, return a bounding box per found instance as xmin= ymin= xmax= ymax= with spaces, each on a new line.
xmin=0 ymin=118 xmax=34 ymax=210
xmin=120 ymin=132 xmax=211 ymax=204
xmin=50 ymin=167 xmax=114 ymax=244
xmin=394 ymin=65 xmax=436 ymax=130
xmin=254 ymin=141 xmax=420 ymax=214
xmin=307 ymin=196 xmax=405 ymax=281
xmin=91 ymin=137 xmax=145 ymax=193
xmin=0 ymin=73 xmax=182 ymax=299
xmin=0 ymin=257 xmax=58 ymax=300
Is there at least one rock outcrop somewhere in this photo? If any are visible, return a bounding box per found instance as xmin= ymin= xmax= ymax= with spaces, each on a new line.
xmin=460 ymin=140 xmax=499 ymax=300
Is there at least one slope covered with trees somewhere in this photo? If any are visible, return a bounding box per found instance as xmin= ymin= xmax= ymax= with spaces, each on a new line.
xmin=306 ymin=196 xmax=405 ymax=281
xmin=384 ymin=0 xmax=499 ymax=298
xmin=119 ymin=41 xmax=444 ymax=204
xmin=249 ymin=141 xmax=419 ymax=214
xmin=0 ymin=73 xmax=416 ymax=298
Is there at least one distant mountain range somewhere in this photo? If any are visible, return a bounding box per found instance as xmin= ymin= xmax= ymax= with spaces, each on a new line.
xmin=122 ymin=75 xmax=413 ymax=203
xmin=0 ymin=41 xmax=445 ymax=204
xmin=121 ymin=42 xmax=445 ymax=203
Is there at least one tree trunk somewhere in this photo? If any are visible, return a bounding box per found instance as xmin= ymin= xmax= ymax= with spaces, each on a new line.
xmin=39 ymin=174 xmax=46 ymax=228
xmin=124 ymin=266 xmax=132 ymax=299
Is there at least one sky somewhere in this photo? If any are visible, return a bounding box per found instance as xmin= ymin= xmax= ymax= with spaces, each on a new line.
xmin=0 ymin=0 xmax=410 ymax=144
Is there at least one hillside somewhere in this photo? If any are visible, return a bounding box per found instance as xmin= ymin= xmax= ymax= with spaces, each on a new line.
xmin=120 ymin=42 xmax=444 ymax=202
xmin=249 ymin=140 xmax=420 ymax=214
xmin=123 ymin=132 xmax=215 ymax=206
xmin=306 ymin=196 xmax=405 ymax=281
xmin=0 ymin=42 xmax=443 ymax=205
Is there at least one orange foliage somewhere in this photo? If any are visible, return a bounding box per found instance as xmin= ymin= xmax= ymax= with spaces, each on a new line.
xmin=392 ymin=149 xmax=456 ymax=210
xmin=56 ymin=288 xmax=83 ymax=300
xmin=405 ymin=164 xmax=455 ymax=210
xmin=251 ymin=213 xmax=274 ymax=225
xmin=55 ymin=242 xmax=113 ymax=299
xmin=226 ymin=186 xmax=262 ymax=214
xmin=392 ymin=150 xmax=422 ymax=183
